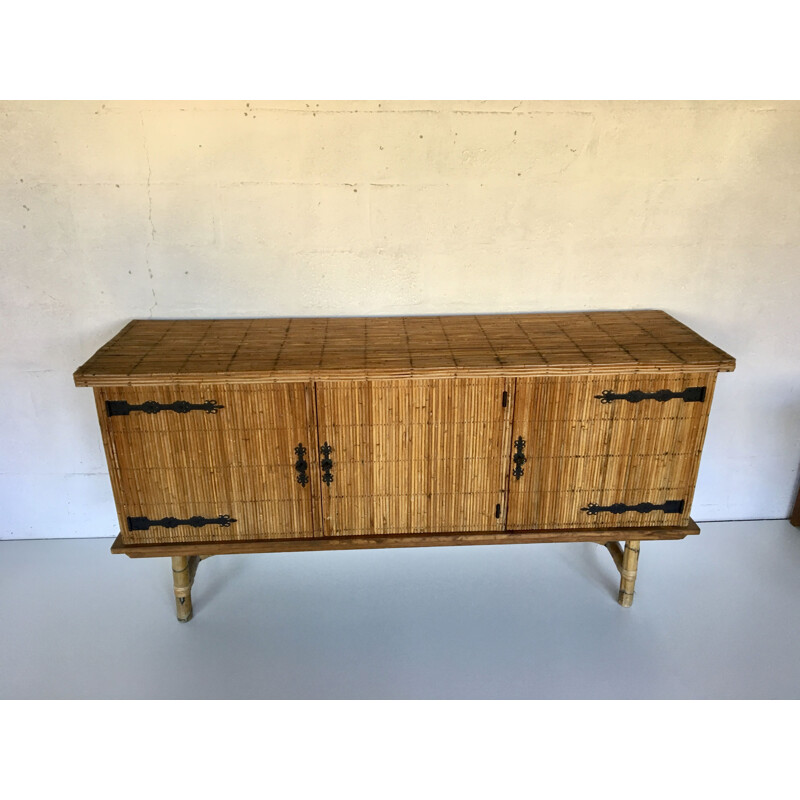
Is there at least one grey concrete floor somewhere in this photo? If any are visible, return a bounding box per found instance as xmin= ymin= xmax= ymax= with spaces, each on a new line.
xmin=1 ymin=519 xmax=798 ymax=698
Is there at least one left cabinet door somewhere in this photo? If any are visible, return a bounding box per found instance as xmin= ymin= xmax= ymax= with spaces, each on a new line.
xmin=95 ymin=383 xmax=321 ymax=544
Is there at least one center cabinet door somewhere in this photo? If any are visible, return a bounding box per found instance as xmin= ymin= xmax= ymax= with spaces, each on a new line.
xmin=314 ymin=379 xmax=514 ymax=536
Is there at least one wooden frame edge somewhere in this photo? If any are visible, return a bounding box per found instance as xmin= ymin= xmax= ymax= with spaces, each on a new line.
xmin=111 ymin=519 xmax=700 ymax=558
xmin=75 ymin=364 xmax=732 ymax=387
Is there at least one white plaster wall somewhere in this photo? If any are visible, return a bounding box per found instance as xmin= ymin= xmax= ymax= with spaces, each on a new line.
xmin=1 ymin=100 xmax=798 ymax=539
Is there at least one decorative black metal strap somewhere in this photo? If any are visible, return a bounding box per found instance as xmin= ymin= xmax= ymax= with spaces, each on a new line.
xmin=594 ymin=387 xmax=706 ymax=405
xmin=127 ymin=514 xmax=236 ymax=531
xmin=512 ymin=436 xmax=527 ymax=480
xmin=320 ymin=442 xmax=334 ymax=485
xmin=294 ymin=443 xmax=309 ymax=487
xmin=581 ymin=500 xmax=685 ymax=516
xmin=107 ymin=399 xmax=224 ymax=416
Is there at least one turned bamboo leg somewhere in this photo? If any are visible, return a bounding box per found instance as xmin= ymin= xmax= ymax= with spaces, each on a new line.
xmin=603 ymin=541 xmax=624 ymax=571
xmin=617 ymin=541 xmax=640 ymax=608
xmin=172 ymin=555 xmax=196 ymax=622
xmin=603 ymin=541 xmax=641 ymax=607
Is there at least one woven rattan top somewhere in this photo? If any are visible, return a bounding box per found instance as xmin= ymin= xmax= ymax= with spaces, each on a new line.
xmin=73 ymin=310 xmax=735 ymax=386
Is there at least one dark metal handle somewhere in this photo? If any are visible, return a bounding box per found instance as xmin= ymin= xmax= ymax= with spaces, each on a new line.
xmin=320 ymin=442 xmax=334 ymax=485
xmin=594 ymin=387 xmax=706 ymax=405
xmin=107 ymin=399 xmax=224 ymax=416
xmin=127 ymin=514 xmax=236 ymax=531
xmin=581 ymin=500 xmax=685 ymax=516
xmin=294 ymin=443 xmax=309 ymax=487
xmin=512 ymin=436 xmax=526 ymax=480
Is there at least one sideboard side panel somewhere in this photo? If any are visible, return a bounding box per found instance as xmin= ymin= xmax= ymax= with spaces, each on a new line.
xmin=93 ymin=387 xmax=131 ymax=538
xmin=673 ymin=373 xmax=717 ymax=519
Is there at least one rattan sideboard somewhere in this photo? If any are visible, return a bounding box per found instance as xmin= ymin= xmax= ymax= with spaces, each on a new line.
xmin=74 ymin=311 xmax=734 ymax=621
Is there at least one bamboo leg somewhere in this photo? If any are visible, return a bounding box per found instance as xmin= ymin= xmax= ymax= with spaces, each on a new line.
xmin=617 ymin=541 xmax=640 ymax=608
xmin=172 ymin=555 xmax=197 ymax=622
xmin=603 ymin=541 xmax=624 ymax=572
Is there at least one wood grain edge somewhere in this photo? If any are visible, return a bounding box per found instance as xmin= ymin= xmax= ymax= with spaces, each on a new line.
xmin=75 ymin=364 xmax=731 ymax=387
xmin=111 ymin=519 xmax=700 ymax=558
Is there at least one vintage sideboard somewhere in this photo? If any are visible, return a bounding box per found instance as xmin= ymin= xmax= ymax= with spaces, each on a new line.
xmin=74 ymin=311 xmax=735 ymax=621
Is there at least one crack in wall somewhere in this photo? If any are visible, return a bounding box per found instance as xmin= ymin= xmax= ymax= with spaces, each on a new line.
xmin=140 ymin=113 xmax=158 ymax=317
xmin=141 ymin=115 xmax=156 ymax=243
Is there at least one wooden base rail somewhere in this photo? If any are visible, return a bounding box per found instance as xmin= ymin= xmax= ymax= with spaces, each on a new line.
xmin=113 ymin=520 xmax=698 ymax=559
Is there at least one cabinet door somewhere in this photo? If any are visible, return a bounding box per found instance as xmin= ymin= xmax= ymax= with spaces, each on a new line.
xmin=96 ymin=383 xmax=321 ymax=544
xmin=506 ymin=372 xmax=716 ymax=530
xmin=314 ymin=378 xmax=514 ymax=536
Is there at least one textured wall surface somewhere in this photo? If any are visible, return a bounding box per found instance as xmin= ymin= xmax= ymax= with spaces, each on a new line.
xmin=1 ymin=100 xmax=798 ymax=538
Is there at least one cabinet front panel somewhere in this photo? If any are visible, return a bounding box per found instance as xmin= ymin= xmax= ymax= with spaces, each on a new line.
xmin=315 ymin=379 xmax=513 ymax=536
xmin=96 ymin=383 xmax=321 ymax=544
xmin=506 ymin=372 xmax=716 ymax=529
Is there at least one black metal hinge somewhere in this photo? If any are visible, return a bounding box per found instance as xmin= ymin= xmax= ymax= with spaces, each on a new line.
xmin=581 ymin=499 xmax=685 ymax=516
xmin=594 ymin=387 xmax=706 ymax=405
xmin=107 ymin=399 xmax=224 ymax=416
xmin=127 ymin=514 xmax=236 ymax=531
